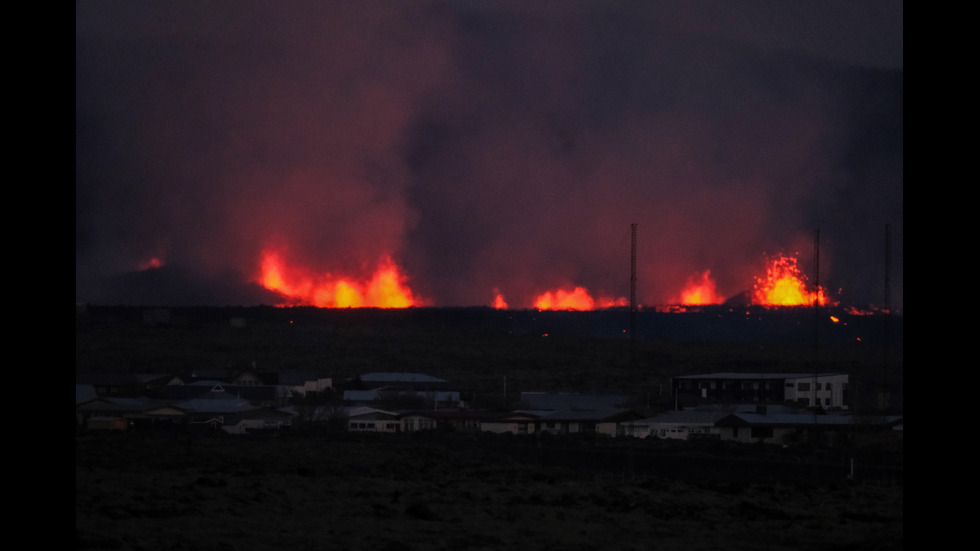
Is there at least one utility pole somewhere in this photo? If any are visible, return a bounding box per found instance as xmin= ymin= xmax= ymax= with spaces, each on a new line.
xmin=630 ymin=223 xmax=637 ymax=369
xmin=812 ymin=229 xmax=820 ymax=424
xmin=881 ymin=223 xmax=892 ymax=413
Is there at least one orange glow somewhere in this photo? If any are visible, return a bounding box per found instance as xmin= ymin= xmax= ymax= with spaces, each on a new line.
xmin=492 ymin=289 xmax=508 ymax=310
xmin=258 ymin=248 xmax=418 ymax=308
xmin=677 ymin=270 xmax=722 ymax=305
xmin=533 ymin=287 xmax=627 ymax=310
xmin=752 ymin=254 xmax=829 ymax=306
xmin=138 ymin=257 xmax=164 ymax=271
xmin=534 ymin=287 xmax=593 ymax=310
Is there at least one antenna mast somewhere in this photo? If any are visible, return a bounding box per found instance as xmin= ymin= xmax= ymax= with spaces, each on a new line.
xmin=812 ymin=229 xmax=820 ymax=419
xmin=630 ymin=223 xmax=637 ymax=367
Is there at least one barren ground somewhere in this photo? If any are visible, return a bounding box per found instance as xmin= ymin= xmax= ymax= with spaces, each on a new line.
xmin=76 ymin=430 xmax=902 ymax=551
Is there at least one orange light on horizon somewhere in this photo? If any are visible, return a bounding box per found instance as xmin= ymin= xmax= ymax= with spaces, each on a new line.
xmin=492 ymin=289 xmax=508 ymax=310
xmin=532 ymin=286 xmax=627 ymax=310
xmin=138 ymin=257 xmax=164 ymax=271
xmin=258 ymin=248 xmax=418 ymax=308
xmin=752 ymin=253 xmax=829 ymax=307
xmin=677 ymin=270 xmax=722 ymax=305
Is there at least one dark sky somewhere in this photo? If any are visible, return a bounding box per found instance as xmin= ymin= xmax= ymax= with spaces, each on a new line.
xmin=76 ymin=0 xmax=903 ymax=311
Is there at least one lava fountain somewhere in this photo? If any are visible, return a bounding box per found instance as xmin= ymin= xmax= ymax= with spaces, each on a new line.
xmin=752 ymin=253 xmax=829 ymax=306
xmin=258 ymin=248 xmax=418 ymax=308
xmin=533 ymin=287 xmax=628 ymax=311
xmin=676 ymin=270 xmax=722 ymax=305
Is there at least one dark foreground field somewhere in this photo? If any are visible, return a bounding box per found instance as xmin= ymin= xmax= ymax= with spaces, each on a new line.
xmin=76 ymin=430 xmax=902 ymax=551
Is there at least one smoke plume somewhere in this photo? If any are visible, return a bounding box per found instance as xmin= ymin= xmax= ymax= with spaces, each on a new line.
xmin=76 ymin=1 xmax=903 ymax=311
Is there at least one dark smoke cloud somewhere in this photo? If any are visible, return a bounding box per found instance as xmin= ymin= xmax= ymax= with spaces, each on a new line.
xmin=76 ymin=1 xmax=903 ymax=311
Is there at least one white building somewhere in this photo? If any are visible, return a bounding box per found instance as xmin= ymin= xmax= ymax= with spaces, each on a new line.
xmin=672 ymin=372 xmax=849 ymax=410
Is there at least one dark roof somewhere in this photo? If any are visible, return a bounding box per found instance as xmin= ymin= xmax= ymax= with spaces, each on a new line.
xmin=674 ymin=372 xmax=847 ymax=380
xmin=357 ymin=372 xmax=448 ymax=384
xmin=519 ymin=392 xmax=630 ymax=411
xmin=715 ymin=411 xmax=903 ymax=428
xmin=399 ymin=409 xmax=539 ymax=421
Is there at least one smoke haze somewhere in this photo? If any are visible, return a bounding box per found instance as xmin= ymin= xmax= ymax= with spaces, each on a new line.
xmin=76 ymin=1 xmax=903 ymax=311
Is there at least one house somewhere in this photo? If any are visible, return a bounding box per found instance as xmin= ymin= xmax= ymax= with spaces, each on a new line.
xmin=339 ymin=406 xmax=403 ymax=433
xmin=477 ymin=411 xmax=540 ymax=435
xmin=518 ymin=392 xmax=642 ymax=437
xmin=397 ymin=409 xmax=537 ymax=434
xmin=344 ymin=388 xmax=462 ymax=409
xmin=275 ymin=370 xmax=333 ymax=397
xmin=714 ymin=408 xmax=903 ymax=446
xmin=621 ymin=405 xmax=729 ymax=440
xmin=75 ymin=395 xmax=185 ymax=429
xmin=672 ymin=372 xmax=850 ymax=410
xmin=621 ymin=404 xmax=801 ymax=440
xmin=400 ymin=409 xmax=482 ymax=433
xmin=174 ymin=396 xmax=295 ymax=434
xmin=533 ymin=408 xmax=643 ymax=437
xmin=341 ymin=372 xmax=463 ymax=409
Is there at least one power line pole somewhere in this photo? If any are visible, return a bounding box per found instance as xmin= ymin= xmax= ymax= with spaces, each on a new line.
xmin=881 ymin=223 xmax=892 ymax=413
xmin=630 ymin=223 xmax=637 ymax=369
xmin=812 ymin=229 xmax=820 ymax=423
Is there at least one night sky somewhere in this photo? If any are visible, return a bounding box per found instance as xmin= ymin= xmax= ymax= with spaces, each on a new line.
xmin=76 ymin=1 xmax=903 ymax=311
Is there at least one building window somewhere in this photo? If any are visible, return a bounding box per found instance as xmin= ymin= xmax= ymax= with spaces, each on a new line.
xmin=797 ymin=382 xmax=811 ymax=391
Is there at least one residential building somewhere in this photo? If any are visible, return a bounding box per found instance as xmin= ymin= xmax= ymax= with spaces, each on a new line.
xmin=672 ymin=372 xmax=849 ymax=410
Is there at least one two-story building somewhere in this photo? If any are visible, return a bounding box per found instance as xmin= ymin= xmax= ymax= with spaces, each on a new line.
xmin=672 ymin=372 xmax=849 ymax=410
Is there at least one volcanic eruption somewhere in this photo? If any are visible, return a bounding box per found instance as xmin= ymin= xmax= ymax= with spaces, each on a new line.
xmin=256 ymin=245 xmax=829 ymax=311
xmin=75 ymin=3 xmax=902 ymax=313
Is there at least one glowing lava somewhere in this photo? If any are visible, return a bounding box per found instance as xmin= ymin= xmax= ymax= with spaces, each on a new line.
xmin=752 ymin=254 xmax=829 ymax=306
xmin=533 ymin=287 xmax=627 ymax=310
xmin=492 ymin=289 xmax=508 ymax=310
xmin=677 ymin=270 xmax=722 ymax=305
xmin=138 ymin=257 xmax=164 ymax=271
xmin=259 ymin=249 xmax=418 ymax=308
